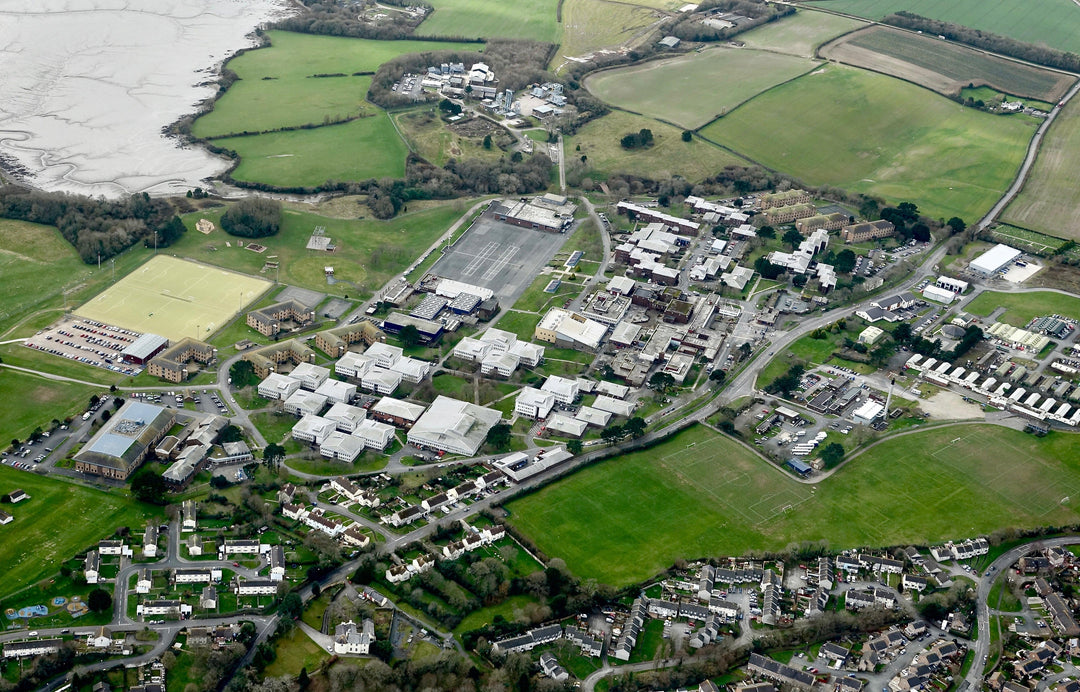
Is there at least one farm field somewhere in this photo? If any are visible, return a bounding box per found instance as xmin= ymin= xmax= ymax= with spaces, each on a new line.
xmin=0 ymin=370 xmax=98 ymax=445
xmin=963 ymin=290 xmax=1080 ymax=325
xmin=990 ymin=225 xmax=1068 ymax=255
xmin=820 ymin=26 xmax=1074 ymax=101
xmin=568 ymin=109 xmax=749 ymax=182
xmin=585 ymin=47 xmax=817 ymax=129
xmin=554 ymin=0 xmax=660 ymax=70
xmin=1001 ymin=98 xmax=1080 ymax=240
xmin=806 ymin=0 xmax=1080 ymax=54
xmin=0 ymin=465 xmax=159 ymax=600
xmin=699 ymin=65 xmax=1037 ymax=221
xmin=177 ymin=202 xmax=467 ymax=298
xmin=214 ymin=114 xmax=409 ymax=188
xmin=74 ymin=255 xmax=271 ymax=341
xmin=416 ymin=0 xmax=560 ymax=42
xmin=193 ymin=32 xmax=478 ymax=138
xmin=739 ymin=9 xmax=866 ymax=58
xmin=505 ymin=424 xmax=1080 ymax=586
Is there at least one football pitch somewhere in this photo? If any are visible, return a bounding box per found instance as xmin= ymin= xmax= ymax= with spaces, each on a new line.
xmin=505 ymin=424 xmax=1080 ymax=586
xmin=74 ymin=255 xmax=271 ymax=341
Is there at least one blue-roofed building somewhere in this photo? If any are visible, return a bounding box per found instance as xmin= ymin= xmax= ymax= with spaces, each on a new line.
xmin=75 ymin=401 xmax=174 ymax=480
xmin=785 ymin=459 xmax=812 ymax=477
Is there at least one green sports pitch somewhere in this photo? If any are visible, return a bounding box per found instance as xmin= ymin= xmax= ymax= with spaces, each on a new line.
xmin=505 ymin=424 xmax=1080 ymax=586
xmin=74 ymin=255 xmax=271 ymax=341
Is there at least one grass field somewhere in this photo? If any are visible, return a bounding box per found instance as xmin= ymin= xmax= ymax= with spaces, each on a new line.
xmin=392 ymin=108 xmax=511 ymax=167
xmin=215 ymin=113 xmax=408 ymax=188
xmin=0 ymin=370 xmax=98 ymax=444
xmin=806 ymin=0 xmax=1080 ymax=55
xmin=740 ymin=9 xmax=866 ymax=58
xmin=74 ymin=255 xmax=270 ymax=341
xmin=194 ymin=32 xmax=477 ymax=138
xmin=1001 ymin=98 xmax=1080 ymax=240
xmin=699 ymin=65 xmax=1036 ymax=221
xmin=964 ymin=290 xmax=1080 ymax=325
xmin=822 ymin=26 xmax=1074 ymax=101
xmin=417 ymin=0 xmax=560 ymax=41
xmin=569 ymin=110 xmax=748 ymax=182
xmin=0 ymin=219 xmax=104 ymax=338
xmin=177 ymin=201 xmax=465 ymax=298
xmin=506 ymin=424 xmax=1080 ymax=586
xmin=586 ymin=47 xmax=817 ymax=129
xmin=0 ymin=466 xmax=158 ymax=600
xmin=554 ymin=0 xmax=659 ymax=70
xmin=991 ymin=225 xmax=1067 ymax=256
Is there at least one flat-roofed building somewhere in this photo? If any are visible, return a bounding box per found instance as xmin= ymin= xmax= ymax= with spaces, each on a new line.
xmin=360 ymin=368 xmax=402 ymax=395
xmin=292 ymin=415 xmax=336 ymax=445
xmin=353 ymin=419 xmax=395 ymax=451
xmin=290 ymin=362 xmax=330 ymax=391
xmin=370 ymin=397 xmax=426 ymax=427
xmin=74 ymin=401 xmax=174 ymax=480
xmin=320 ymin=431 xmax=366 ymax=462
xmin=971 ymin=243 xmax=1022 ymax=276
xmin=315 ymin=379 xmax=356 ymax=404
xmin=535 ymin=308 xmax=607 ymax=350
xmin=335 ymin=351 xmax=375 ymax=380
xmin=324 ymin=402 xmax=366 ymax=433
xmin=284 ymin=390 xmax=328 ymax=418
xmin=515 ymin=388 xmax=556 ymax=419
xmin=407 ymin=396 xmax=502 ymax=456
xmin=258 ymin=373 xmax=301 ymax=400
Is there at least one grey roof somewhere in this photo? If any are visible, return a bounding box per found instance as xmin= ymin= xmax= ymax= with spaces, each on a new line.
xmin=122 ymin=333 xmax=169 ymax=361
xmin=75 ymin=401 xmax=173 ymax=472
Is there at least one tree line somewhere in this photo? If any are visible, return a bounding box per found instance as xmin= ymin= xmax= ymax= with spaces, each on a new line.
xmin=0 ymin=185 xmax=186 ymax=263
xmin=669 ymin=0 xmax=795 ymax=43
xmin=884 ymin=12 xmax=1080 ymax=74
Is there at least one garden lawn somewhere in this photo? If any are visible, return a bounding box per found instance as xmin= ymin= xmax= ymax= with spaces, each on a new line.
xmin=806 ymin=0 xmax=1080 ymax=54
xmin=586 ymin=47 xmax=818 ymax=129
xmin=1001 ymin=98 xmax=1080 ymax=240
xmin=699 ymin=64 xmax=1036 ymax=221
xmin=215 ymin=114 xmax=408 ymax=188
xmin=417 ymin=0 xmax=560 ymax=41
xmin=964 ymin=290 xmax=1080 ymax=325
xmin=264 ymin=626 xmax=331 ymax=678
xmin=0 ymin=466 xmax=158 ymax=600
xmin=569 ymin=110 xmax=748 ymax=183
xmin=505 ymin=424 xmax=1080 ymax=586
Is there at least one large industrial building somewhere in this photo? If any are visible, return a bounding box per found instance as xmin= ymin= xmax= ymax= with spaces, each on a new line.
xmin=75 ymin=401 xmax=174 ymax=480
xmin=970 ymin=244 xmax=1022 ymax=276
xmin=120 ymin=333 xmax=169 ymax=365
xmin=407 ymin=396 xmax=503 ymax=456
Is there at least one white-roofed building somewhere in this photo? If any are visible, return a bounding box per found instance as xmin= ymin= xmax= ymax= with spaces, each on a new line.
xmin=258 ymin=373 xmax=301 ymax=400
xmin=923 ymin=285 xmax=956 ymax=304
xmin=971 ymin=243 xmax=1022 ymax=276
xmin=535 ymin=308 xmax=607 ymax=350
xmin=852 ymin=400 xmax=884 ymax=425
xmin=593 ymin=395 xmax=635 ymax=417
xmin=389 ymin=356 xmax=430 ymax=383
xmin=354 ymin=419 xmax=395 ymax=451
xmin=335 ymin=351 xmax=375 ymax=379
xmin=608 ymin=275 xmax=637 ymax=295
xmin=547 ymin=415 xmax=587 ymax=437
xmin=407 ymin=396 xmax=503 ymax=456
xmin=315 ymin=379 xmax=356 ymax=404
xmin=284 ymin=390 xmax=329 ymax=417
xmin=290 ymin=362 xmax=331 ymax=391
xmin=596 ymin=381 xmax=630 ymax=399
xmin=436 ymin=278 xmax=494 ymax=301
xmin=453 ymin=337 xmax=492 ymax=362
xmin=541 ymin=375 xmax=580 ymax=404
xmin=361 ymin=368 xmax=402 ymax=395
xmin=370 ymin=397 xmax=426 ymax=427
xmin=320 ymin=431 xmax=366 ymax=462
xmin=516 ymin=388 xmax=556 ymax=419
xmin=292 ymin=415 xmax=336 ymax=445
xmin=482 ymin=351 xmax=520 ymax=378
xmin=365 ymin=342 xmax=403 ymax=368
xmin=324 ymin=402 xmax=366 ymax=433
xmin=610 ymin=321 xmax=641 ymax=347
xmin=574 ymin=406 xmax=612 ymax=427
